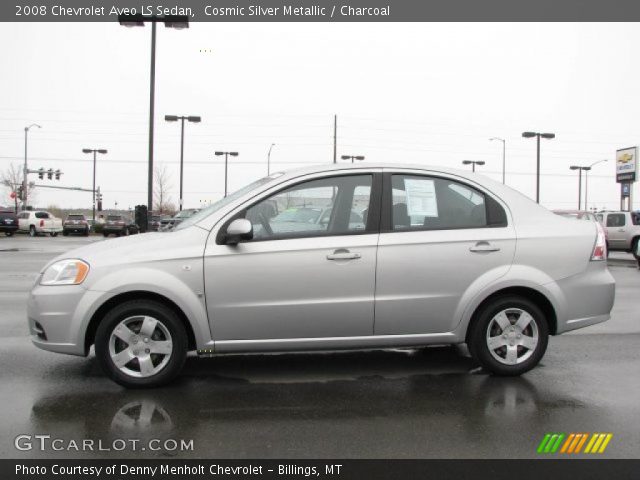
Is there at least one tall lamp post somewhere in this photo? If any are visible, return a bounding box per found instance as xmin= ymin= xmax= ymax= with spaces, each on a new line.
xmin=267 ymin=143 xmax=275 ymax=175
xmin=82 ymin=148 xmax=108 ymax=221
xmin=23 ymin=124 xmax=41 ymax=208
xmin=569 ymin=165 xmax=591 ymax=210
xmin=522 ymin=131 xmax=555 ymax=204
xmin=215 ymin=151 xmax=239 ymax=197
xmin=462 ymin=160 xmax=485 ymax=172
xmin=341 ymin=155 xmax=365 ymax=164
xmin=119 ymin=13 xmax=189 ymax=224
xmin=585 ymin=159 xmax=608 ymax=211
xmin=164 ymin=115 xmax=201 ymax=211
xmin=489 ymin=137 xmax=506 ymax=184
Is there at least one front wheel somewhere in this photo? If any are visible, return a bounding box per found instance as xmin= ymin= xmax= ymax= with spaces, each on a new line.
xmin=468 ymin=296 xmax=549 ymax=376
xmin=94 ymin=299 xmax=188 ymax=388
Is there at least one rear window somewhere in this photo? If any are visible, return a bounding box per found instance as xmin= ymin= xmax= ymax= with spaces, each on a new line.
xmin=0 ymin=211 xmax=16 ymax=219
xmin=35 ymin=212 xmax=50 ymax=219
xmin=67 ymin=214 xmax=85 ymax=220
xmin=107 ymin=215 xmax=123 ymax=220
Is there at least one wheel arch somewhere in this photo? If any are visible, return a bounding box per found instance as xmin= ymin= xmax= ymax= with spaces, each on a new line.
xmin=84 ymin=291 xmax=197 ymax=355
xmin=465 ymin=286 xmax=558 ymax=344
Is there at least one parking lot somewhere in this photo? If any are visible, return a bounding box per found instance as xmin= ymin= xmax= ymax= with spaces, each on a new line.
xmin=1 ymin=235 xmax=639 ymax=459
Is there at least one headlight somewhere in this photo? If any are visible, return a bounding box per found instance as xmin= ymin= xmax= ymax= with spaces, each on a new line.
xmin=40 ymin=259 xmax=90 ymax=286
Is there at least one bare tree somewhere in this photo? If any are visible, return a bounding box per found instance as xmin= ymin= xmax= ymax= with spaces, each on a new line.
xmin=0 ymin=163 xmax=28 ymax=212
xmin=153 ymin=165 xmax=175 ymax=214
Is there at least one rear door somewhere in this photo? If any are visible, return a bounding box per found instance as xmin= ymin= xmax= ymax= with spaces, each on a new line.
xmin=606 ymin=213 xmax=627 ymax=249
xmin=374 ymin=171 xmax=516 ymax=335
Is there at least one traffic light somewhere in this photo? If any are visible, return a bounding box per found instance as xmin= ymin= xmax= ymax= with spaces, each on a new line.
xmin=46 ymin=168 xmax=53 ymax=180
xmin=55 ymin=169 xmax=61 ymax=180
xmin=38 ymin=168 xmax=44 ymax=180
xmin=17 ymin=185 xmax=24 ymax=201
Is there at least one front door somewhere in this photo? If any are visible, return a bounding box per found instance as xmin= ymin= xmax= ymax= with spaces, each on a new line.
xmin=204 ymin=173 xmax=380 ymax=341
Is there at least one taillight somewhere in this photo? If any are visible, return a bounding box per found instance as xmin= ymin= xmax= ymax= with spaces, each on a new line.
xmin=591 ymin=222 xmax=607 ymax=261
xmin=40 ymin=219 xmax=44 ymax=227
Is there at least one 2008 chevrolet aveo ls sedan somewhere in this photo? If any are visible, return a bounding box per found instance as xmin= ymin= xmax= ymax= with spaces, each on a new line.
xmin=28 ymin=164 xmax=615 ymax=388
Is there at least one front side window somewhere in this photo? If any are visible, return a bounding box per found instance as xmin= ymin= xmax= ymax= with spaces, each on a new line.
xmin=390 ymin=175 xmax=503 ymax=230
xmin=244 ymin=175 xmax=373 ymax=241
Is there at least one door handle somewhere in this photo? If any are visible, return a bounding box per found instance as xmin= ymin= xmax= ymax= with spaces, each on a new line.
xmin=469 ymin=241 xmax=501 ymax=253
xmin=327 ymin=249 xmax=361 ymax=261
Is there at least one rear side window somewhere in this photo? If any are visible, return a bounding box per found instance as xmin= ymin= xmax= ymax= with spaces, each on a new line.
xmin=390 ymin=175 xmax=506 ymax=231
xmin=606 ymin=214 xmax=625 ymax=227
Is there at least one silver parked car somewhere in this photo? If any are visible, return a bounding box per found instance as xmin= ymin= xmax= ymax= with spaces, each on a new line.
xmin=28 ymin=164 xmax=615 ymax=388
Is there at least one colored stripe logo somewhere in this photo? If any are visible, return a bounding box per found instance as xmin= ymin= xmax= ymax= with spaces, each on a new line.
xmin=537 ymin=433 xmax=613 ymax=454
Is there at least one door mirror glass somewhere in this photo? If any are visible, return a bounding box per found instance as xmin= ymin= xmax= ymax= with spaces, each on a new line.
xmin=225 ymin=218 xmax=253 ymax=244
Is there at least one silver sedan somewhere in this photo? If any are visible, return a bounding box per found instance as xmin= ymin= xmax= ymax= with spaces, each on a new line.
xmin=27 ymin=164 xmax=615 ymax=388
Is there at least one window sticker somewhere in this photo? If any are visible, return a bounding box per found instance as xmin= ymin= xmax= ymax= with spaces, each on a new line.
xmin=404 ymin=178 xmax=438 ymax=217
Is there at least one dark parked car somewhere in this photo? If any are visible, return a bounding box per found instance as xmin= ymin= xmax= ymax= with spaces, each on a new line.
xmin=0 ymin=210 xmax=18 ymax=236
xmin=63 ymin=214 xmax=90 ymax=236
xmin=102 ymin=215 xmax=139 ymax=237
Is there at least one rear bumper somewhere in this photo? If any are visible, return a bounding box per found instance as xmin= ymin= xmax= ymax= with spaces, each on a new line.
xmin=0 ymin=225 xmax=18 ymax=232
xmin=552 ymin=262 xmax=616 ymax=334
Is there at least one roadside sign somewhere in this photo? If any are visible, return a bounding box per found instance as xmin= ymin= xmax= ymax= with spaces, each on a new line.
xmin=616 ymin=147 xmax=638 ymax=183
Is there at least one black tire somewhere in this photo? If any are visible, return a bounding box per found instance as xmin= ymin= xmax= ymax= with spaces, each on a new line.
xmin=5 ymin=231 xmax=13 ymax=237
xmin=468 ymin=295 xmax=549 ymax=376
xmin=94 ymin=299 xmax=188 ymax=388
xmin=50 ymin=232 xmax=58 ymax=237
xmin=103 ymin=232 xmax=109 ymax=237
xmin=632 ymin=238 xmax=639 ymax=261
xmin=84 ymin=229 xmax=90 ymax=237
xmin=29 ymin=225 xmax=36 ymax=237
xmin=63 ymin=231 xmax=69 ymax=236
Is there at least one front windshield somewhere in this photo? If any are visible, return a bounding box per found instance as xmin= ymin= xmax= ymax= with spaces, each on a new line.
xmin=173 ymin=176 xmax=276 ymax=231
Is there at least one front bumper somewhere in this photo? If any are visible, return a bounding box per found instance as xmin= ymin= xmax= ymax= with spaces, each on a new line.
xmin=27 ymin=282 xmax=105 ymax=356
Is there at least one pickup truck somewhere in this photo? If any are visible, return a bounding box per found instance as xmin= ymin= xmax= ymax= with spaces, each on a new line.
xmin=17 ymin=211 xmax=63 ymax=237
xmin=596 ymin=210 xmax=640 ymax=263
xmin=0 ymin=210 xmax=19 ymax=236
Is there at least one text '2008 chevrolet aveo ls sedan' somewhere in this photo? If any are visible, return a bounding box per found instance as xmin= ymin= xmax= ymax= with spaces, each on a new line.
xmin=28 ymin=164 xmax=615 ymax=388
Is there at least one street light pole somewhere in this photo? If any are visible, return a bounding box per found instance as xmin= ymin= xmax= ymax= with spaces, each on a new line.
xmin=585 ymin=159 xmax=608 ymax=211
xmin=489 ymin=137 xmax=506 ymax=184
xmin=165 ymin=115 xmax=201 ymax=211
xmin=23 ymin=124 xmax=41 ymax=208
xmin=267 ymin=143 xmax=275 ymax=175
xmin=82 ymin=148 xmax=108 ymax=221
xmin=522 ymin=131 xmax=556 ymax=204
xmin=569 ymin=165 xmax=591 ymax=210
xmin=119 ymin=13 xmax=189 ymax=225
xmin=340 ymin=155 xmax=365 ymax=164
xmin=462 ymin=160 xmax=485 ymax=172
xmin=215 ymin=151 xmax=239 ymax=197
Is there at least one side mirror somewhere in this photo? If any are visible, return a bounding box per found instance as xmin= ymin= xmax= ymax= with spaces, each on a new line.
xmin=225 ymin=218 xmax=253 ymax=245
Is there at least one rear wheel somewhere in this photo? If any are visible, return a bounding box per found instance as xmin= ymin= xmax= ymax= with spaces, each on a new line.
xmin=63 ymin=230 xmax=69 ymax=236
xmin=29 ymin=225 xmax=36 ymax=237
xmin=95 ymin=300 xmax=188 ymax=388
xmin=632 ymin=238 xmax=639 ymax=261
xmin=5 ymin=231 xmax=13 ymax=237
xmin=50 ymin=232 xmax=58 ymax=237
xmin=468 ymin=296 xmax=549 ymax=376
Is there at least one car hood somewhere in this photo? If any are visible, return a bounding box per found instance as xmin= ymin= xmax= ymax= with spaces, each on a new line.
xmin=43 ymin=226 xmax=210 ymax=273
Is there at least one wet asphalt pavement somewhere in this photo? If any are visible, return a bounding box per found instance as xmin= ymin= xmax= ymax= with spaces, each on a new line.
xmin=1 ymin=235 xmax=639 ymax=459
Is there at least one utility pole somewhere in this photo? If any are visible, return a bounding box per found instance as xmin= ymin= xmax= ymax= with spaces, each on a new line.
xmin=522 ymin=131 xmax=555 ymax=204
xmin=82 ymin=148 xmax=108 ymax=221
xmin=164 ymin=115 xmax=201 ymax=210
xmin=23 ymin=124 xmax=41 ymax=208
xmin=333 ymin=114 xmax=337 ymax=164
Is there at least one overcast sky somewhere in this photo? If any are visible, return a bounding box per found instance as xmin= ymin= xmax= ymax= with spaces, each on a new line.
xmin=1 ymin=22 xmax=637 ymax=212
